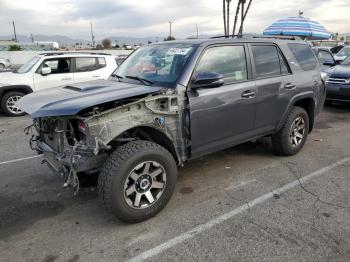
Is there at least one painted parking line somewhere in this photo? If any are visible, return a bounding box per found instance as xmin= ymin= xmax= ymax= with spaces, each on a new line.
xmin=127 ymin=156 xmax=350 ymax=262
xmin=0 ymin=155 xmax=40 ymax=166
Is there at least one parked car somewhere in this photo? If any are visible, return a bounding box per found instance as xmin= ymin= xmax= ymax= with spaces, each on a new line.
xmin=18 ymin=38 xmax=325 ymax=223
xmin=313 ymin=47 xmax=336 ymax=71
xmin=334 ymin=46 xmax=350 ymax=64
xmin=330 ymin=45 xmax=344 ymax=55
xmin=115 ymin=54 xmax=129 ymax=66
xmin=0 ymin=58 xmax=11 ymax=70
xmin=0 ymin=52 xmax=117 ymax=116
xmin=325 ymin=56 xmax=350 ymax=104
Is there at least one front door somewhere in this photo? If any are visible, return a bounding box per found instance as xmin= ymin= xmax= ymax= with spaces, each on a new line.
xmin=188 ymin=45 xmax=257 ymax=157
xmin=34 ymin=57 xmax=74 ymax=90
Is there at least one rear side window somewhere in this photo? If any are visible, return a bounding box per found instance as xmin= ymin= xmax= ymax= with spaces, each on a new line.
xmin=75 ymin=57 xmax=104 ymax=72
xmin=252 ymin=45 xmax=287 ymax=78
xmin=288 ymin=43 xmax=317 ymax=71
xmin=195 ymin=45 xmax=248 ymax=84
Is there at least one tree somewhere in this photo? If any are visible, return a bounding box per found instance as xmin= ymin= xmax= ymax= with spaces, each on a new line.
xmin=340 ymin=36 xmax=345 ymax=42
xmin=148 ymin=41 xmax=152 ymax=44
xmin=8 ymin=45 xmax=21 ymax=51
xmin=102 ymin=38 xmax=112 ymax=49
xmin=115 ymin=43 xmax=120 ymax=48
xmin=164 ymin=36 xmax=176 ymax=41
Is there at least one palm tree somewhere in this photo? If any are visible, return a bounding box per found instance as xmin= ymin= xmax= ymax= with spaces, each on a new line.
xmin=223 ymin=0 xmax=227 ymax=36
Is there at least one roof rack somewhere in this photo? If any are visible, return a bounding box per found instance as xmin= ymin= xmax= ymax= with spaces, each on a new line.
xmin=251 ymin=35 xmax=302 ymax=40
xmin=210 ymin=35 xmax=243 ymax=39
xmin=39 ymin=52 xmax=112 ymax=56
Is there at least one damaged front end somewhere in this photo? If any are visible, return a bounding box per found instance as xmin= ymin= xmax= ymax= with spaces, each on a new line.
xmin=26 ymin=117 xmax=110 ymax=194
xmin=25 ymin=90 xmax=189 ymax=194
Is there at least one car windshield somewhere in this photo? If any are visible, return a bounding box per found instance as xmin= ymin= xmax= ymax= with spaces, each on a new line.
xmin=341 ymin=56 xmax=350 ymax=65
xmin=337 ymin=47 xmax=350 ymax=57
xmin=113 ymin=43 xmax=197 ymax=88
xmin=17 ymin=56 xmax=41 ymax=74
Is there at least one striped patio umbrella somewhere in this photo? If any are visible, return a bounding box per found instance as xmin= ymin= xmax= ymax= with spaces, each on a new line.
xmin=263 ymin=17 xmax=331 ymax=39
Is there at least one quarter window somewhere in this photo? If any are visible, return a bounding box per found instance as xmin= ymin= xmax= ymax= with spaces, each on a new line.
xmin=288 ymin=43 xmax=317 ymax=71
xmin=195 ymin=45 xmax=248 ymax=84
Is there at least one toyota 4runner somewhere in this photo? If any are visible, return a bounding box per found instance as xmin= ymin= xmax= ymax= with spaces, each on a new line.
xmin=18 ymin=37 xmax=326 ymax=223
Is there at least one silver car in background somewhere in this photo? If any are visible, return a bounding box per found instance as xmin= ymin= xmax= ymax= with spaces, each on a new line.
xmin=0 ymin=58 xmax=11 ymax=70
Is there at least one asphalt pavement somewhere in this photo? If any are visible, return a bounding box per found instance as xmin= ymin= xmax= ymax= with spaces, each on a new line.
xmin=0 ymin=104 xmax=349 ymax=262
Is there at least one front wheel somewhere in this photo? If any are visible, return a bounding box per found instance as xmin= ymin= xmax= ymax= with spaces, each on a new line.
xmin=1 ymin=91 xmax=25 ymax=116
xmin=98 ymin=140 xmax=177 ymax=223
xmin=272 ymin=106 xmax=309 ymax=156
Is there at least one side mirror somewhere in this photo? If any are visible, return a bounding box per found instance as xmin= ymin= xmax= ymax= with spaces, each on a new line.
xmin=41 ymin=67 xmax=52 ymax=75
xmin=323 ymin=60 xmax=335 ymax=66
xmin=192 ymin=72 xmax=224 ymax=89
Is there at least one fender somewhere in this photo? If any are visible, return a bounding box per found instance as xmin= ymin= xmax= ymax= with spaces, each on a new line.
xmin=0 ymin=85 xmax=33 ymax=98
xmin=276 ymin=91 xmax=316 ymax=132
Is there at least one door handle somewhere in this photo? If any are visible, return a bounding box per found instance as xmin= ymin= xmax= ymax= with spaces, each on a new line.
xmin=284 ymin=83 xmax=296 ymax=90
xmin=241 ymin=90 xmax=256 ymax=98
xmin=62 ymin=77 xmax=72 ymax=80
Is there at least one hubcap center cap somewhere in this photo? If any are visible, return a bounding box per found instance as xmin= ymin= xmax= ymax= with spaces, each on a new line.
xmin=138 ymin=176 xmax=152 ymax=190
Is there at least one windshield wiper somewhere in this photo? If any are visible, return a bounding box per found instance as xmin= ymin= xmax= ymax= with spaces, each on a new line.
xmin=111 ymin=74 xmax=123 ymax=79
xmin=125 ymin=75 xmax=153 ymax=86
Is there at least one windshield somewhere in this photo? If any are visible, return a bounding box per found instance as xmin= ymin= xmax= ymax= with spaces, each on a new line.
xmin=341 ymin=56 xmax=350 ymax=65
xmin=113 ymin=43 xmax=197 ymax=87
xmin=17 ymin=56 xmax=41 ymax=74
xmin=337 ymin=47 xmax=350 ymax=57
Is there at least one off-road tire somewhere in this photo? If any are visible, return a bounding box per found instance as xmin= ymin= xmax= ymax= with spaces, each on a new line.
xmin=1 ymin=91 xmax=25 ymax=116
xmin=272 ymin=106 xmax=309 ymax=156
xmin=98 ymin=140 xmax=177 ymax=223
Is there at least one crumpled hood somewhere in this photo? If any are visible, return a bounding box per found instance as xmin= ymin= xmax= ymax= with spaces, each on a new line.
xmin=326 ymin=65 xmax=350 ymax=78
xmin=17 ymin=80 xmax=165 ymax=118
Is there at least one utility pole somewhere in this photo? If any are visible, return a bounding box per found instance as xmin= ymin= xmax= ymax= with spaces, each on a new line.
xmin=169 ymin=21 xmax=173 ymax=37
xmin=226 ymin=0 xmax=231 ymax=37
xmin=90 ymin=22 xmax=95 ymax=48
xmin=30 ymin=33 xmax=34 ymax=43
xmin=12 ymin=21 xmax=17 ymax=42
xmin=196 ymin=24 xmax=199 ymax=38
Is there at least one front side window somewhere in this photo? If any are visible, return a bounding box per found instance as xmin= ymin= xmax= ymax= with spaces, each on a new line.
xmin=38 ymin=58 xmax=71 ymax=74
xmin=252 ymin=45 xmax=284 ymax=78
xmin=288 ymin=43 xmax=317 ymax=71
xmin=194 ymin=45 xmax=248 ymax=84
xmin=114 ymin=43 xmax=197 ymax=87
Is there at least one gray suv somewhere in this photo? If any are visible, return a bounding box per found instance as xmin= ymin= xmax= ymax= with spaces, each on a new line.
xmin=18 ymin=37 xmax=326 ymax=222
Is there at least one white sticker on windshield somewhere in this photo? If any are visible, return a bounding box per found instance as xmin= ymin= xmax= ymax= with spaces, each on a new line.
xmin=167 ymin=48 xmax=191 ymax=55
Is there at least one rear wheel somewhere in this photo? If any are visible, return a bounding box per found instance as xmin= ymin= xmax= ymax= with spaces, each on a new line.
xmin=98 ymin=140 xmax=177 ymax=223
xmin=1 ymin=91 xmax=25 ymax=116
xmin=272 ymin=106 xmax=309 ymax=156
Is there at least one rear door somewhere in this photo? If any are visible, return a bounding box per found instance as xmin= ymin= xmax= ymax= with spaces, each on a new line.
xmin=250 ymin=44 xmax=294 ymax=133
xmin=33 ymin=57 xmax=74 ymax=91
xmin=188 ymin=44 xmax=257 ymax=157
xmin=73 ymin=57 xmax=106 ymax=83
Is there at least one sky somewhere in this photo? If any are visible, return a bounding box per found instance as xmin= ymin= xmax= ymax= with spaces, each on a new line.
xmin=0 ymin=0 xmax=349 ymax=39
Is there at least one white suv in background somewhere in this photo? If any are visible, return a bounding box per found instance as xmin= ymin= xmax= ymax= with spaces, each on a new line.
xmin=0 ymin=52 xmax=117 ymax=116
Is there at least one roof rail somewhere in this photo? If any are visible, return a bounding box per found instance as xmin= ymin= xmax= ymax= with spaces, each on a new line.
xmin=39 ymin=52 xmax=112 ymax=56
xmin=210 ymin=35 xmax=243 ymax=39
xmin=251 ymin=35 xmax=303 ymax=40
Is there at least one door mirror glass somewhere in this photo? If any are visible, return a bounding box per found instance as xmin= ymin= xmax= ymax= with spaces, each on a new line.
xmin=41 ymin=67 xmax=52 ymax=75
xmin=192 ymin=72 xmax=224 ymax=89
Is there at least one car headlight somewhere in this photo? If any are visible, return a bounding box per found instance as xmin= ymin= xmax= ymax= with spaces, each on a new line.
xmin=320 ymin=72 xmax=329 ymax=82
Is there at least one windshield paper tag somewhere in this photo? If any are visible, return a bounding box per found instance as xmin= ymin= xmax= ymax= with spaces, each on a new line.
xmin=167 ymin=48 xmax=191 ymax=55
